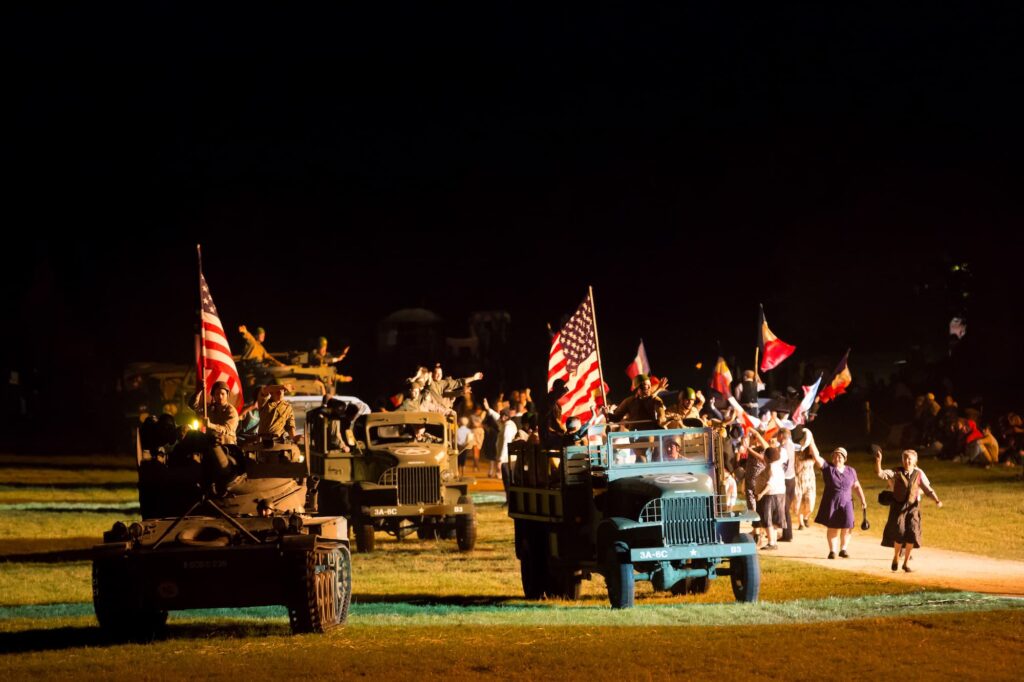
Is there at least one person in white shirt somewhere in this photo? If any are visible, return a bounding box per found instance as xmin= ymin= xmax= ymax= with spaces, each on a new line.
xmin=755 ymin=447 xmax=788 ymax=550
xmin=484 ymin=398 xmax=519 ymax=505
xmin=778 ymin=428 xmax=797 ymax=541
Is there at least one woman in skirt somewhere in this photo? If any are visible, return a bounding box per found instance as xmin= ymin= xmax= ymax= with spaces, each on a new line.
xmin=873 ymin=446 xmax=943 ymax=572
xmin=810 ymin=446 xmax=868 ymax=559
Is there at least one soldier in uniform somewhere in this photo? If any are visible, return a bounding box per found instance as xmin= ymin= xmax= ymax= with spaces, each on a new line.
xmin=238 ymin=325 xmax=285 ymax=367
xmin=188 ymin=381 xmax=240 ymax=491
xmin=424 ymin=364 xmax=484 ymax=414
xmin=309 ymin=336 xmax=350 ymax=368
xmin=256 ymin=384 xmax=298 ymax=441
xmin=665 ymin=387 xmax=706 ymax=427
xmin=607 ymin=374 xmax=666 ymax=462
xmin=608 ymin=374 xmax=666 ymax=430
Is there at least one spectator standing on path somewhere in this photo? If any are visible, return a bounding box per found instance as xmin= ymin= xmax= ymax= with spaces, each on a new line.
xmin=456 ymin=416 xmax=474 ymax=479
xmin=873 ymin=446 xmax=943 ymax=573
xmin=778 ymin=428 xmax=797 ymax=542
xmin=483 ymin=398 xmax=518 ymax=505
xmin=809 ymin=446 xmax=868 ymax=560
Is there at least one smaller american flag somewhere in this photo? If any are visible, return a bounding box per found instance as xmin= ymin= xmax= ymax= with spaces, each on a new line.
xmin=548 ymin=293 xmax=604 ymax=424
xmin=199 ymin=273 xmax=243 ymax=409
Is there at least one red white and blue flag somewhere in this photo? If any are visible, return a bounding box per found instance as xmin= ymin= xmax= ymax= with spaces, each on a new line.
xmin=710 ymin=356 xmax=733 ymax=398
xmin=548 ymin=292 xmax=604 ymax=425
xmin=758 ymin=305 xmax=796 ymax=372
xmin=791 ymin=374 xmax=823 ymax=425
xmin=199 ymin=272 xmax=243 ymax=409
xmin=625 ymin=340 xmax=650 ymax=381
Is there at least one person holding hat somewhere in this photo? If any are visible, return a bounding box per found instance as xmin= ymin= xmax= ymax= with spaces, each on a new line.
xmin=256 ymin=384 xmax=298 ymax=441
xmin=874 ymin=446 xmax=942 ymax=572
xmin=809 ymin=445 xmax=868 ymax=559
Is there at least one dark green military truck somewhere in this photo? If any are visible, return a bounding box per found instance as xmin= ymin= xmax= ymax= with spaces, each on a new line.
xmin=508 ymin=425 xmax=760 ymax=608
xmin=310 ymin=411 xmax=477 ymax=553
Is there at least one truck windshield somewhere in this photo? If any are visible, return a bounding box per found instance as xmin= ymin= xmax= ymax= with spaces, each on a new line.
xmin=369 ymin=423 xmax=445 ymax=446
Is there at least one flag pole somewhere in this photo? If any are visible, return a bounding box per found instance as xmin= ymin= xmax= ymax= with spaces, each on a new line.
xmin=196 ymin=244 xmax=208 ymax=424
xmin=588 ymin=286 xmax=609 ymax=409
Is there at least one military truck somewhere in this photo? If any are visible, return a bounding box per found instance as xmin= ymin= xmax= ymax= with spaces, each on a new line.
xmin=94 ymin=434 xmax=352 ymax=640
xmin=309 ymin=411 xmax=476 ymax=553
xmin=507 ymin=425 xmax=760 ymax=608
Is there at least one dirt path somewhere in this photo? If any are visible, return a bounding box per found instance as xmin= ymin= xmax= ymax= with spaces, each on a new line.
xmin=756 ymin=522 xmax=1024 ymax=596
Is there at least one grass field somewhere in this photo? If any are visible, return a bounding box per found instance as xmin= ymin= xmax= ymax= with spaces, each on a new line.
xmin=0 ymin=450 xmax=1021 ymax=679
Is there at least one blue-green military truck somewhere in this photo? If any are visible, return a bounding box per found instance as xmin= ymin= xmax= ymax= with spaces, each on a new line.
xmin=507 ymin=425 xmax=760 ymax=608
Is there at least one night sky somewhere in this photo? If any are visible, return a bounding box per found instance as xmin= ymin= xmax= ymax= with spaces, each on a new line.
xmin=6 ymin=4 xmax=1023 ymax=434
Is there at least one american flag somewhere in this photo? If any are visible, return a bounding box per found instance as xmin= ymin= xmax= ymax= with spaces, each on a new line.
xmin=199 ymin=272 xmax=243 ymax=409
xmin=548 ymin=292 xmax=604 ymax=424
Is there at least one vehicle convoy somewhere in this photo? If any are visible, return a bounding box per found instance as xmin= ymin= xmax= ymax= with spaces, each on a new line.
xmin=94 ymin=433 xmax=352 ymax=640
xmin=507 ymin=425 xmax=760 ymax=608
xmin=309 ymin=410 xmax=476 ymax=553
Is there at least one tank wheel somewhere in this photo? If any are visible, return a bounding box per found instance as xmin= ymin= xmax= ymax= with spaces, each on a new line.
xmin=455 ymin=497 xmax=477 ymax=551
xmin=603 ymin=542 xmax=635 ymax=609
xmin=288 ymin=544 xmax=352 ymax=634
xmin=92 ymin=559 xmax=168 ymax=641
xmin=729 ymin=533 xmax=761 ymax=603
xmin=516 ymin=521 xmax=546 ymax=599
xmin=354 ymin=518 xmax=376 ymax=553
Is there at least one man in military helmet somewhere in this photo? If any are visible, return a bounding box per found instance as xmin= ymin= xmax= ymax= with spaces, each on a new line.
xmin=309 ymin=336 xmax=350 ymax=369
xmin=238 ymin=325 xmax=285 ymax=367
xmin=188 ymin=380 xmax=240 ymax=490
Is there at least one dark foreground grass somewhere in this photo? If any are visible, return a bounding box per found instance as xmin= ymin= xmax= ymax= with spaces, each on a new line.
xmin=0 ymin=607 xmax=1021 ymax=680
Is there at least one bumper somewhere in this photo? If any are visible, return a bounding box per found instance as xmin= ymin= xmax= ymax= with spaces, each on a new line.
xmin=630 ymin=540 xmax=757 ymax=563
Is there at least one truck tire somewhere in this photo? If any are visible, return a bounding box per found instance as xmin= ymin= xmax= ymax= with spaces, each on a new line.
xmin=92 ymin=559 xmax=168 ymax=642
xmin=288 ymin=544 xmax=352 ymax=634
xmin=546 ymin=564 xmax=582 ymax=600
xmin=455 ymin=497 xmax=477 ymax=552
xmin=516 ymin=522 xmax=547 ymax=600
xmin=603 ymin=543 xmax=635 ymax=609
xmin=729 ymin=533 xmax=761 ymax=603
xmin=354 ymin=518 xmax=376 ymax=553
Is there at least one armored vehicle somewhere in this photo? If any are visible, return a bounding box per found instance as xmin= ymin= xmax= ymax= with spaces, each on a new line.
xmin=507 ymin=425 xmax=760 ymax=608
xmin=94 ymin=434 xmax=352 ymax=640
xmin=309 ymin=411 xmax=476 ymax=553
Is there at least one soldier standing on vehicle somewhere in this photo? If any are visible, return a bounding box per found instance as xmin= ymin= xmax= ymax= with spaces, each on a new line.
xmin=257 ymin=384 xmax=298 ymax=441
xmin=239 ymin=325 xmax=285 ymax=368
xmin=425 ymin=364 xmax=484 ymax=413
xmin=188 ymin=381 xmax=240 ymax=489
xmin=607 ymin=374 xmax=666 ymax=430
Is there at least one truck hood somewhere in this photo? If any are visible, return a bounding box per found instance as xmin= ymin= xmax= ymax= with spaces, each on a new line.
xmin=607 ymin=471 xmax=716 ymax=515
xmin=369 ymin=442 xmax=448 ymax=466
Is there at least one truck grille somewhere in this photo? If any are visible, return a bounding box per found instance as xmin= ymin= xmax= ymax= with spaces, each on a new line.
xmin=639 ymin=496 xmax=716 ymax=546
xmin=397 ymin=466 xmax=442 ymax=505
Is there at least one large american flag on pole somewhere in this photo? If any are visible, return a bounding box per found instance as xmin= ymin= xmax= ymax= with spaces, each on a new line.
xmin=547 ymin=293 xmax=604 ymax=424
xmin=199 ymin=273 xmax=243 ymax=409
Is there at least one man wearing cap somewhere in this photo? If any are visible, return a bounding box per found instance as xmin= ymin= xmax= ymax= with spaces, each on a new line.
xmin=733 ymin=370 xmax=763 ymax=417
xmin=256 ymin=384 xmax=298 ymax=441
xmin=188 ymin=381 xmax=240 ymax=488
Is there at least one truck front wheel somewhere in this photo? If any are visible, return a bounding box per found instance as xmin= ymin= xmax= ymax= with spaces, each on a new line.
xmin=729 ymin=533 xmax=761 ymax=602
xmin=603 ymin=542 xmax=635 ymax=609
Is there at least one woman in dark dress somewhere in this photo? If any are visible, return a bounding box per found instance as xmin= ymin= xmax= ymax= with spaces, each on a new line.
xmin=873 ymin=446 xmax=943 ymax=572
xmin=810 ymin=446 xmax=868 ymax=559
